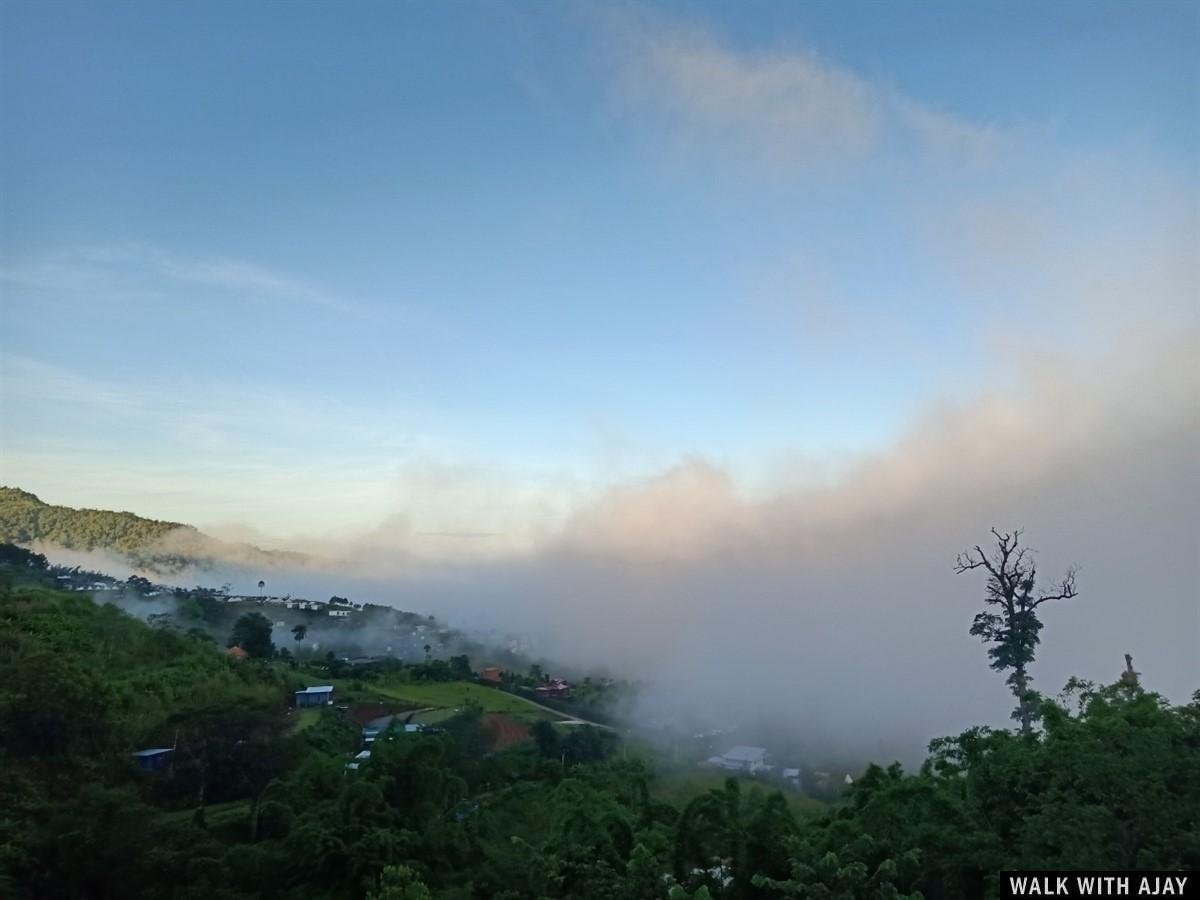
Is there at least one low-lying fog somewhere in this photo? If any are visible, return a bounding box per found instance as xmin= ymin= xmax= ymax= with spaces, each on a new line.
xmin=40 ymin=333 xmax=1199 ymax=766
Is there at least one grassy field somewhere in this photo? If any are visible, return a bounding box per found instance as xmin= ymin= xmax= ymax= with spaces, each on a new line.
xmin=161 ymin=799 xmax=250 ymax=831
xmin=653 ymin=769 xmax=827 ymax=821
xmin=288 ymin=707 xmax=322 ymax=733
xmin=299 ymin=676 xmax=563 ymax=723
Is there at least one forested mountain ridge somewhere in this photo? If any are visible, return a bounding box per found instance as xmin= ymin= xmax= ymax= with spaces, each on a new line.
xmin=0 ymin=486 xmax=310 ymax=572
xmin=0 ymin=486 xmax=188 ymax=551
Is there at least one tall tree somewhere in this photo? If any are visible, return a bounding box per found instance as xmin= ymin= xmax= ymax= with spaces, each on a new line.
xmin=530 ymin=720 xmax=561 ymax=759
xmin=955 ymin=528 xmax=1078 ymax=733
xmin=291 ymin=623 xmax=307 ymax=643
xmin=448 ymin=654 xmax=473 ymax=680
xmin=228 ymin=611 xmax=274 ymax=659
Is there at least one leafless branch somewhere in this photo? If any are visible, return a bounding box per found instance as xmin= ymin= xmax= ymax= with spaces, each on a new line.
xmin=1034 ymin=565 xmax=1078 ymax=606
xmin=955 ymin=543 xmax=1000 ymax=577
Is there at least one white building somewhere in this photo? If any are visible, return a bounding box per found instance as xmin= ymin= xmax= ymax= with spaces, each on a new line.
xmin=328 ymin=609 xmax=351 ymax=618
xmin=707 ymin=746 xmax=769 ymax=773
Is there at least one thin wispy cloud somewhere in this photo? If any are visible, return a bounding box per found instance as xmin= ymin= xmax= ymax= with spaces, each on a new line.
xmin=605 ymin=14 xmax=1005 ymax=171
xmin=0 ymin=243 xmax=376 ymax=319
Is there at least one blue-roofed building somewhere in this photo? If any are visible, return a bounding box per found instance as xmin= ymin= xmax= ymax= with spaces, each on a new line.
xmin=295 ymin=685 xmax=334 ymax=708
xmin=133 ymin=748 xmax=173 ymax=771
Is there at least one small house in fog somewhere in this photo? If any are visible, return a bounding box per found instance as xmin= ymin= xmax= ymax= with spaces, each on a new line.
xmin=295 ymin=685 xmax=334 ymax=708
xmin=480 ymin=666 xmax=503 ymax=684
xmin=225 ymin=645 xmax=249 ymax=661
xmin=133 ymin=748 xmax=173 ymax=771
xmin=708 ymin=746 xmax=769 ymax=773
xmin=328 ymin=609 xmax=351 ymax=618
xmin=534 ymin=679 xmax=571 ymax=700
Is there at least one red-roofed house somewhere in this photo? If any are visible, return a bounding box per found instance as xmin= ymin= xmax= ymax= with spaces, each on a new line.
xmin=225 ymin=645 xmax=249 ymax=661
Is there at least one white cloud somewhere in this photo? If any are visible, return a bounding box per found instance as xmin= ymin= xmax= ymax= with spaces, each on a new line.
xmin=407 ymin=331 xmax=1199 ymax=755
xmin=606 ymin=14 xmax=1004 ymax=171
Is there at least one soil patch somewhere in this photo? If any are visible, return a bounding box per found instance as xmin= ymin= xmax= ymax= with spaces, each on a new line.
xmin=349 ymin=701 xmax=419 ymax=726
xmin=484 ymin=713 xmax=530 ymax=749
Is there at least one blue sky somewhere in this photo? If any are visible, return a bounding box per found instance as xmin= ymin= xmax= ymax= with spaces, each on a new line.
xmin=1 ymin=0 xmax=1196 ymax=540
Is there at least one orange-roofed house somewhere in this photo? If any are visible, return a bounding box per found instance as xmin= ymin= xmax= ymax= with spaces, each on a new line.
xmin=225 ymin=645 xmax=249 ymax=660
xmin=480 ymin=666 xmax=503 ymax=684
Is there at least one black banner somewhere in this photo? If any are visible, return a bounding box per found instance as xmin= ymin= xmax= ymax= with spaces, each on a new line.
xmin=1000 ymin=872 xmax=1196 ymax=897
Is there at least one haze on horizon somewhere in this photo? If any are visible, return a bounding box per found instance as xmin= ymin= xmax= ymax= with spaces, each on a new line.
xmin=2 ymin=1 xmax=1197 ymax=758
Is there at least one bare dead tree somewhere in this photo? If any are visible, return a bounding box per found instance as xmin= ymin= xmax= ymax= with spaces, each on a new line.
xmin=955 ymin=528 xmax=1078 ymax=734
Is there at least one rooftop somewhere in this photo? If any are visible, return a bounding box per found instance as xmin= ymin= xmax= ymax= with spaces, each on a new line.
xmin=296 ymin=685 xmax=334 ymax=695
xmin=722 ymin=746 xmax=768 ymax=762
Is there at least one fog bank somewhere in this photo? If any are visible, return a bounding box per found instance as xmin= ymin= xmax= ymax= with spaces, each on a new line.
xmin=38 ymin=333 xmax=1195 ymax=763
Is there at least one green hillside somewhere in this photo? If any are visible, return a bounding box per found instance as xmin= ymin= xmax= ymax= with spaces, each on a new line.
xmin=0 ymin=487 xmax=310 ymax=572
xmin=0 ymin=486 xmax=189 ymax=553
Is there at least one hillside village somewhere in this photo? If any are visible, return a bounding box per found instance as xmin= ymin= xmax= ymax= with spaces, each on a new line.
xmin=0 ymin=502 xmax=922 ymax=801
xmin=17 ymin=544 xmax=839 ymax=803
xmin=45 ymin=560 xmax=537 ymax=660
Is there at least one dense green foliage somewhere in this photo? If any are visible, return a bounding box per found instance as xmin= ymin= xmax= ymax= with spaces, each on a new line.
xmin=1 ymin=551 xmax=1196 ymax=899
xmin=229 ymin=611 xmax=276 ymax=659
